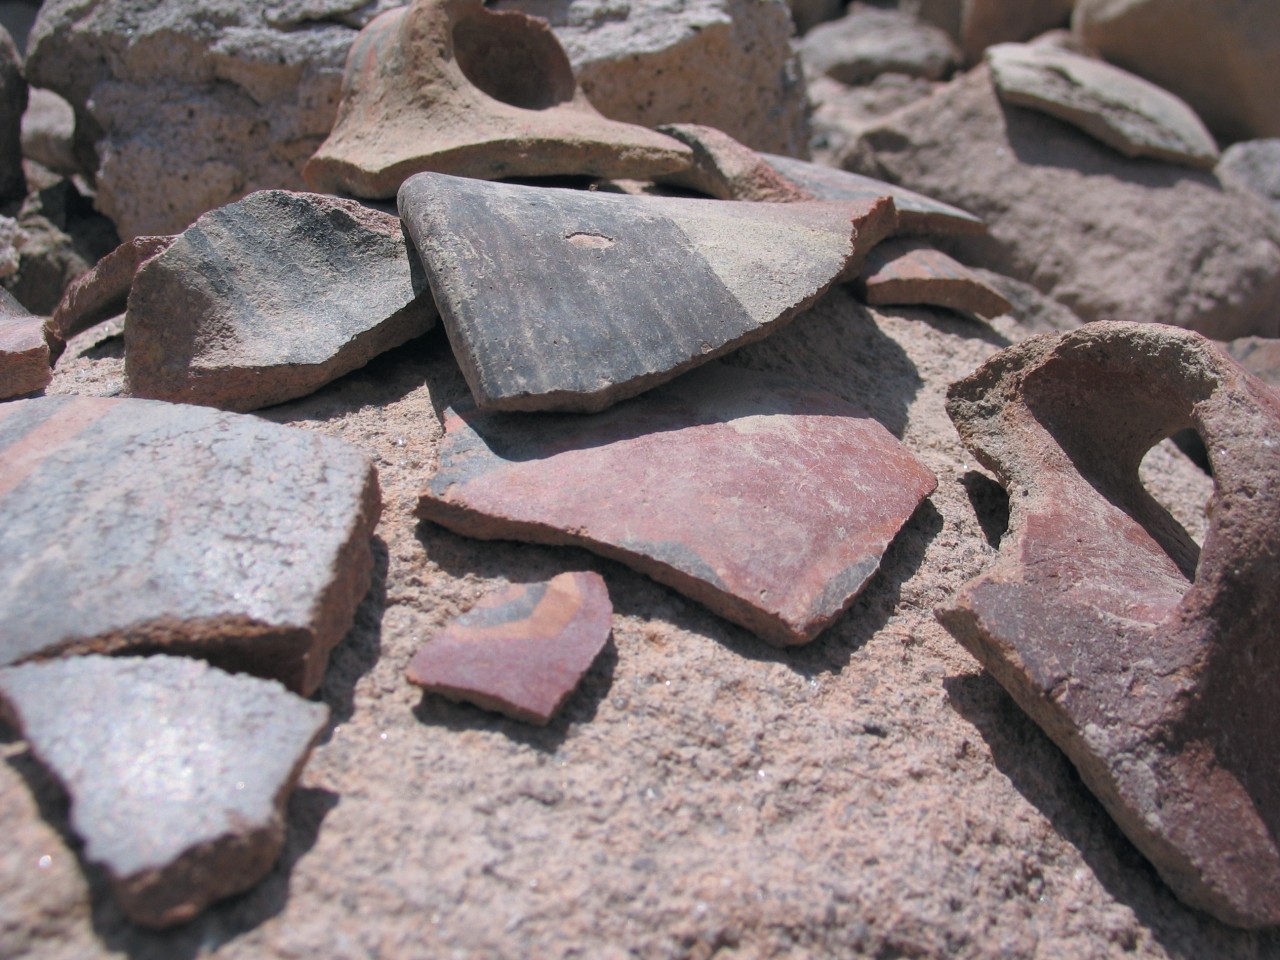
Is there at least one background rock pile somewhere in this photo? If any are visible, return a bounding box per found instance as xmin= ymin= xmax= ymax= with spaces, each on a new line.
xmin=2 ymin=0 xmax=1280 ymax=957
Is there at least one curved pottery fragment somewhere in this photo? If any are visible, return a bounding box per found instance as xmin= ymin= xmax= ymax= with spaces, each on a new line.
xmin=304 ymin=0 xmax=693 ymax=198
xmin=938 ymin=322 xmax=1280 ymax=928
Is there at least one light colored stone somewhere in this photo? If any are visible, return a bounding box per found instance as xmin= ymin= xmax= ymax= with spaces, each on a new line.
xmin=801 ymin=4 xmax=960 ymax=85
xmin=1074 ymin=0 xmax=1280 ymax=142
xmin=986 ymin=42 xmax=1218 ymax=170
xmin=20 ymin=87 xmax=77 ymax=176
xmin=907 ymin=0 xmax=1075 ymax=64
xmin=494 ymin=0 xmax=810 ymax=158
xmin=1217 ymin=139 xmax=1280 ymax=219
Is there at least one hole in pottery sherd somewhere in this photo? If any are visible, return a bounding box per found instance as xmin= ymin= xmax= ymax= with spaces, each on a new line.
xmin=453 ymin=12 xmax=576 ymax=111
xmin=1139 ymin=432 xmax=1213 ymax=553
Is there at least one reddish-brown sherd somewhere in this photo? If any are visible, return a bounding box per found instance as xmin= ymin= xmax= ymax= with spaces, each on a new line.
xmin=938 ymin=321 xmax=1280 ymax=928
xmin=855 ymin=239 xmax=1013 ymax=318
xmin=406 ymin=571 xmax=612 ymax=725
xmin=0 ymin=289 xmax=50 ymax=399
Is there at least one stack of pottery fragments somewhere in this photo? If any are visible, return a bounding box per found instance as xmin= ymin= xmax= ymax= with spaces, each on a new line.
xmin=1 ymin=0 xmax=1278 ymax=942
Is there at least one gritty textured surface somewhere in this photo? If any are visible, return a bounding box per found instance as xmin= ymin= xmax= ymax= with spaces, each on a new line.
xmin=400 ymin=172 xmax=896 ymax=411
xmin=0 ymin=288 xmax=51 ymax=399
xmin=940 ymin=322 xmax=1280 ymax=927
xmin=657 ymin=123 xmax=816 ymax=203
xmin=801 ymin=4 xmax=960 ymax=85
xmin=420 ymin=363 xmax=937 ymax=645
xmin=986 ymin=42 xmax=1218 ymax=170
xmin=0 ymin=394 xmax=380 ymax=695
xmin=124 ymin=190 xmax=436 ymax=412
xmin=857 ymin=239 xmax=1013 ymax=318
xmin=5 ymin=284 xmax=1278 ymax=958
xmin=845 ymin=68 xmax=1280 ymax=340
xmin=407 ymin=571 xmax=612 ymax=725
xmin=0 ymin=656 xmax=328 ymax=928
xmin=1218 ymin=139 xmax=1280 ymax=219
xmin=304 ymin=0 xmax=694 ymax=199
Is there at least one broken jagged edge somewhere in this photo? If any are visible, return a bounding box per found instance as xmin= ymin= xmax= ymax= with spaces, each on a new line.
xmin=398 ymin=171 xmax=898 ymax=413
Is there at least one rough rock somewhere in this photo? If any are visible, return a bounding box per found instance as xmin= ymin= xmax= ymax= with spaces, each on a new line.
xmin=23 ymin=0 xmax=366 ymax=238
xmin=494 ymin=0 xmax=810 ymax=158
xmin=846 ymin=68 xmax=1280 ymax=340
xmin=801 ymin=4 xmax=960 ymax=85
xmin=1222 ymin=336 xmax=1280 ymax=391
xmin=907 ymin=0 xmax=1075 ymax=64
xmin=939 ymin=321 xmax=1280 ymax=928
xmin=399 ymin=172 xmax=896 ymax=412
xmin=45 ymin=234 xmax=172 ymax=360
xmin=0 ymin=24 xmax=24 ymax=207
xmin=0 ymin=654 xmax=328 ymax=928
xmin=789 ymin=0 xmax=843 ymax=35
xmin=0 ymin=394 xmax=380 ymax=694
xmin=0 ymin=210 xmax=23 ymax=278
xmin=656 ymin=123 xmax=816 ymax=202
xmin=806 ymin=72 xmax=938 ymax=164
xmin=304 ymin=0 xmax=694 ymax=199
xmin=419 ymin=364 xmax=936 ymax=646
xmin=969 ymin=264 xmax=1085 ymax=334
xmin=0 ymin=286 xmax=49 ymax=398
xmin=125 ymin=190 xmax=437 ymax=412
xmin=763 ymin=152 xmax=986 ymax=237
xmin=406 ymin=571 xmax=613 ymax=725
xmin=1073 ymin=0 xmax=1280 ymax=142
xmin=1217 ymin=139 xmax=1280 ymax=219
xmin=986 ymin=42 xmax=1218 ymax=170
xmin=20 ymin=87 xmax=78 ymax=177
xmin=855 ymin=239 xmax=1012 ymax=318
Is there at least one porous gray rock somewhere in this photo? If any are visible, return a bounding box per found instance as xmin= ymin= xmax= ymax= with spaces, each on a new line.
xmin=125 ymin=190 xmax=437 ymax=412
xmin=0 ymin=24 xmax=27 ymax=206
xmin=986 ymin=42 xmax=1218 ymax=169
xmin=0 ymin=655 xmax=328 ymax=928
xmin=1073 ymin=0 xmax=1280 ymax=142
xmin=493 ymin=0 xmax=810 ymax=158
xmin=907 ymin=0 xmax=1075 ymax=64
xmin=801 ymin=4 xmax=960 ymax=85
xmin=846 ymin=68 xmax=1280 ymax=339
xmin=1217 ymin=139 xmax=1280 ymax=219
xmin=0 ymin=394 xmax=381 ymax=695
xmin=20 ymin=87 xmax=78 ymax=176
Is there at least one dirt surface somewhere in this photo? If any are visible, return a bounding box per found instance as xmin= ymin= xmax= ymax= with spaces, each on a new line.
xmin=6 ymin=285 xmax=1270 ymax=960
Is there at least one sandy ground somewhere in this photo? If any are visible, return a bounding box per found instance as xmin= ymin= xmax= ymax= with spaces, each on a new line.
xmin=6 ymin=283 xmax=1271 ymax=960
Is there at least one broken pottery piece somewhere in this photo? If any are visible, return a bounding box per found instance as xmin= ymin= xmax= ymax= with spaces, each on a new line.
xmin=938 ymin=322 xmax=1280 ymax=928
xmin=0 ymin=289 xmax=51 ymax=400
xmin=0 ymin=395 xmax=380 ymax=695
xmin=986 ymin=43 xmax=1219 ymax=171
xmin=761 ymin=153 xmax=986 ymax=237
xmin=855 ymin=240 xmax=1013 ymax=318
xmin=419 ymin=365 xmax=936 ymax=646
xmin=46 ymin=235 xmax=175 ymax=361
xmin=124 ymin=190 xmax=437 ymax=413
xmin=407 ymin=571 xmax=612 ymax=725
xmin=303 ymin=0 xmax=693 ymax=199
xmin=399 ymin=172 xmax=897 ymax=413
xmin=656 ymin=124 xmax=816 ymax=203
xmin=0 ymin=655 xmax=327 ymax=928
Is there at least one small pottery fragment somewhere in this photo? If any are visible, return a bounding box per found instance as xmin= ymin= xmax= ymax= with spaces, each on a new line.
xmin=855 ymin=239 xmax=1013 ymax=318
xmin=0 ymin=289 xmax=50 ymax=400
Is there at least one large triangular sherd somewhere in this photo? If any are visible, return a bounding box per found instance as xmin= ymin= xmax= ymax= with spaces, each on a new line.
xmin=419 ymin=366 xmax=936 ymax=645
xmin=407 ymin=571 xmax=612 ymax=725
xmin=0 ymin=395 xmax=380 ymax=695
xmin=0 ymin=655 xmax=328 ymax=928
xmin=398 ymin=172 xmax=897 ymax=413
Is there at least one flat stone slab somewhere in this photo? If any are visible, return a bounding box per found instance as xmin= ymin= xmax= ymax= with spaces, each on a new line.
xmin=0 ymin=655 xmax=327 ymax=928
xmin=406 ymin=571 xmax=612 ymax=725
xmin=47 ymin=235 xmax=174 ymax=360
xmin=304 ymin=0 xmax=693 ymax=198
xmin=0 ymin=395 xmax=380 ymax=695
xmin=0 ymin=289 xmax=50 ymax=400
xmin=399 ymin=172 xmax=897 ymax=413
xmin=419 ymin=365 xmax=936 ymax=645
xmin=938 ymin=322 xmax=1280 ymax=928
xmin=855 ymin=240 xmax=1013 ymax=318
xmin=761 ymin=153 xmax=987 ymax=237
xmin=125 ymin=190 xmax=438 ymax=412
xmin=986 ymin=42 xmax=1219 ymax=170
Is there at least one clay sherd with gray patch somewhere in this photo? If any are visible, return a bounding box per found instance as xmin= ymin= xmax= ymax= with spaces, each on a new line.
xmin=0 ymin=395 xmax=381 ymax=695
xmin=419 ymin=365 xmax=936 ymax=646
xmin=938 ymin=322 xmax=1280 ymax=928
xmin=986 ymin=43 xmax=1219 ymax=170
xmin=761 ymin=154 xmax=986 ymax=237
xmin=0 ymin=289 xmax=51 ymax=399
xmin=0 ymin=655 xmax=328 ymax=928
xmin=855 ymin=240 xmax=1013 ymax=318
xmin=125 ymin=190 xmax=437 ymax=412
xmin=303 ymin=0 xmax=693 ymax=198
xmin=399 ymin=172 xmax=897 ymax=413
xmin=407 ymin=571 xmax=612 ymax=725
